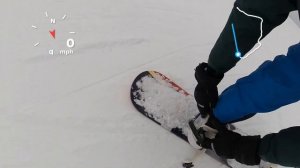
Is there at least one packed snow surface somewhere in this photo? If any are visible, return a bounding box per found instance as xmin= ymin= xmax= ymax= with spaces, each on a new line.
xmin=2 ymin=0 xmax=300 ymax=167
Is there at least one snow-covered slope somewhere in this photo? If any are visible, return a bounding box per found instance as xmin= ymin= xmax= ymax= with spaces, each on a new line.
xmin=1 ymin=0 xmax=300 ymax=167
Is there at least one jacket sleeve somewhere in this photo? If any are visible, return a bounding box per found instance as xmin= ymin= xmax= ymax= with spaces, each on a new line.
xmin=208 ymin=0 xmax=297 ymax=73
xmin=213 ymin=43 xmax=300 ymax=123
xmin=259 ymin=126 xmax=300 ymax=167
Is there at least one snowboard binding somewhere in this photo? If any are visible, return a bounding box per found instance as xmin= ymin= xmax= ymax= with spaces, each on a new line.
xmin=187 ymin=113 xmax=235 ymax=149
xmin=187 ymin=113 xmax=218 ymax=149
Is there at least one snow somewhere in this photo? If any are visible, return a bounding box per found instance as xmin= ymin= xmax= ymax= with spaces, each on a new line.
xmin=2 ymin=0 xmax=300 ymax=168
xmin=133 ymin=75 xmax=198 ymax=135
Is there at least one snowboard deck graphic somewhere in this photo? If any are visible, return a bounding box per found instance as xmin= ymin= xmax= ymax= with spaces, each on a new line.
xmin=130 ymin=71 xmax=231 ymax=167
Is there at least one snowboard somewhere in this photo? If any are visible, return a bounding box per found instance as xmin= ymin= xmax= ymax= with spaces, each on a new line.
xmin=130 ymin=70 xmax=231 ymax=167
xmin=130 ymin=71 xmax=277 ymax=168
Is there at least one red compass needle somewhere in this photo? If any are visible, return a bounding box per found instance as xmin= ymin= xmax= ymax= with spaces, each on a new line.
xmin=49 ymin=29 xmax=56 ymax=39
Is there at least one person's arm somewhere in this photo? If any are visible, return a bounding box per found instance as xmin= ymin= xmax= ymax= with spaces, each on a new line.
xmin=193 ymin=0 xmax=296 ymax=118
xmin=208 ymin=0 xmax=297 ymax=73
xmin=213 ymin=43 xmax=300 ymax=123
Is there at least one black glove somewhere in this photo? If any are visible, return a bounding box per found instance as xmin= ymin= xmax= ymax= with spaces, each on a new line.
xmin=202 ymin=129 xmax=261 ymax=166
xmin=205 ymin=114 xmax=227 ymax=132
xmin=194 ymin=63 xmax=224 ymax=118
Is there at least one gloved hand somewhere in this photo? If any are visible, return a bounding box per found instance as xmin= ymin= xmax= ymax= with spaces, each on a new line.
xmin=194 ymin=63 xmax=224 ymax=118
xmin=202 ymin=129 xmax=261 ymax=166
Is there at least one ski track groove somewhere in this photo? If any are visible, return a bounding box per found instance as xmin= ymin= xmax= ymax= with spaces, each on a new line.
xmin=20 ymin=43 xmax=212 ymax=112
xmin=24 ymin=38 xmax=149 ymax=63
xmin=59 ymin=43 xmax=212 ymax=95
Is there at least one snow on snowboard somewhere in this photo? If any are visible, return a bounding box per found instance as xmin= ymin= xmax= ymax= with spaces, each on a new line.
xmin=130 ymin=71 xmax=276 ymax=168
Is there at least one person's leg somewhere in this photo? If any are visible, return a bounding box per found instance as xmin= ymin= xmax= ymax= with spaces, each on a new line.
xmin=259 ymin=126 xmax=300 ymax=167
xmin=213 ymin=43 xmax=300 ymax=123
xmin=227 ymin=113 xmax=255 ymax=123
xmin=201 ymin=126 xmax=300 ymax=167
